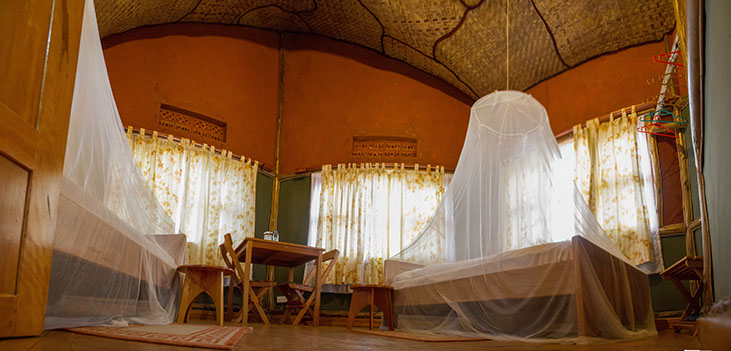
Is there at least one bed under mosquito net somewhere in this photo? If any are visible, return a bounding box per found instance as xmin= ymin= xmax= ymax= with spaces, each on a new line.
xmin=387 ymin=91 xmax=656 ymax=342
xmin=43 ymin=0 xmax=186 ymax=329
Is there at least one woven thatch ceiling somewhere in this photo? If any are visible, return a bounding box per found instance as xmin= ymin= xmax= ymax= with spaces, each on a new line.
xmin=95 ymin=0 xmax=675 ymax=99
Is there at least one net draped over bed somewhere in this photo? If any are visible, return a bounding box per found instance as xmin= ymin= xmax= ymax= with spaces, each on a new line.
xmin=44 ymin=0 xmax=185 ymax=329
xmin=390 ymin=91 xmax=656 ymax=342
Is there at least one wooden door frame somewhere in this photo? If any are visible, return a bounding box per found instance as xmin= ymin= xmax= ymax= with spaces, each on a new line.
xmin=0 ymin=0 xmax=84 ymax=337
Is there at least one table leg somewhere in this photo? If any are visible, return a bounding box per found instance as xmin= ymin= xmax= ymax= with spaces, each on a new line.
xmin=241 ymin=241 xmax=253 ymax=326
xmin=383 ymin=290 xmax=395 ymax=330
xmin=346 ymin=290 xmax=369 ymax=330
xmin=266 ymin=265 xmax=275 ymax=310
xmin=288 ymin=268 xmax=294 ymax=282
xmin=211 ymin=271 xmax=224 ymax=326
xmin=314 ymin=252 xmax=322 ymax=327
xmin=227 ymin=281 xmax=233 ymax=320
xmin=177 ymin=276 xmax=192 ymax=324
xmin=369 ymin=288 xmax=374 ymax=330
xmin=178 ymin=272 xmax=206 ymax=324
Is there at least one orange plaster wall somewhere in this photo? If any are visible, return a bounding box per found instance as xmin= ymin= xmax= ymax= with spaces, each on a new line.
xmin=278 ymin=34 xmax=473 ymax=174
xmin=528 ymin=42 xmax=669 ymax=135
xmin=99 ymin=23 xmax=682 ymax=222
xmin=101 ymin=24 xmax=280 ymax=168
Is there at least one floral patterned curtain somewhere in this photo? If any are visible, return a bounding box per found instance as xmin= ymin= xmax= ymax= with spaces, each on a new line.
xmin=126 ymin=128 xmax=257 ymax=265
xmin=573 ymin=110 xmax=662 ymax=270
xmin=310 ymin=163 xmax=446 ymax=285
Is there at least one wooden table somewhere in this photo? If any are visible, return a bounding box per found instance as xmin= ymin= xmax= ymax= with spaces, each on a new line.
xmin=176 ymin=265 xmax=235 ymax=326
xmin=235 ymin=238 xmax=325 ymax=326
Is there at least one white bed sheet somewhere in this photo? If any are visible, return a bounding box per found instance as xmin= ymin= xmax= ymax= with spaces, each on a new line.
xmin=392 ymin=239 xmax=573 ymax=289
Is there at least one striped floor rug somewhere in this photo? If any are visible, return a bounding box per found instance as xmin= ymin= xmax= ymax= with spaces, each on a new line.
xmin=67 ymin=323 xmax=250 ymax=349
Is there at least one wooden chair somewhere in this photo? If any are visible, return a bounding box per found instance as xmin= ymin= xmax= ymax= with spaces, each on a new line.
xmin=661 ymin=255 xmax=704 ymax=335
xmin=219 ymin=233 xmax=276 ymax=324
xmin=276 ymin=249 xmax=339 ymax=326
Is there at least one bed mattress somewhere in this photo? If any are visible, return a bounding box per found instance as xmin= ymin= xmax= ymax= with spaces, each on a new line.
xmin=392 ymin=240 xmax=573 ymax=290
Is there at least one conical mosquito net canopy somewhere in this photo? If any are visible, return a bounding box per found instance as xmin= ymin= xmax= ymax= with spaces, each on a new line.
xmin=44 ymin=0 xmax=185 ymax=329
xmin=391 ymin=91 xmax=655 ymax=341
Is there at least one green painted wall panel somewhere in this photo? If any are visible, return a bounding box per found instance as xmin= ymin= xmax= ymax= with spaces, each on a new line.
xmin=274 ymin=176 xmax=353 ymax=311
xmin=651 ymin=236 xmax=692 ymax=312
xmin=704 ymin=0 xmax=731 ymax=301
xmin=274 ymin=177 xmax=311 ymax=285
xmin=253 ymin=172 xmax=273 ymax=281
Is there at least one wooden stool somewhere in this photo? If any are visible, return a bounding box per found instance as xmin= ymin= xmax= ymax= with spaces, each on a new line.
xmin=177 ymin=265 xmax=235 ymax=326
xmin=347 ymin=284 xmax=394 ymax=330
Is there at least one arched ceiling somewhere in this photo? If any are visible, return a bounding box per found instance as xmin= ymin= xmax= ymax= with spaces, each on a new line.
xmin=95 ymin=0 xmax=675 ymax=99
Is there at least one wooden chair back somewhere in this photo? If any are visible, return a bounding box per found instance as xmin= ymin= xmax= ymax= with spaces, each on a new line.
xmin=219 ymin=233 xmax=245 ymax=285
xmin=276 ymin=249 xmax=339 ymax=325
xmin=301 ymin=249 xmax=339 ymax=286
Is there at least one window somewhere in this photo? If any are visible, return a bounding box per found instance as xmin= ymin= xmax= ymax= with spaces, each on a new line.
xmin=307 ymin=164 xmax=449 ymax=285
xmin=127 ymin=129 xmax=258 ymax=265
xmin=566 ymin=115 xmax=662 ymax=271
xmin=499 ymin=139 xmax=577 ymax=250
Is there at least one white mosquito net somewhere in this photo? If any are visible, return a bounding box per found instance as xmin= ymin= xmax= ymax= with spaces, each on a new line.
xmin=44 ymin=0 xmax=186 ymax=329
xmin=390 ymin=91 xmax=656 ymax=342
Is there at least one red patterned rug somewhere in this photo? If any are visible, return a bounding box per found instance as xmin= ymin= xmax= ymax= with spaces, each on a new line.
xmin=67 ymin=324 xmax=250 ymax=349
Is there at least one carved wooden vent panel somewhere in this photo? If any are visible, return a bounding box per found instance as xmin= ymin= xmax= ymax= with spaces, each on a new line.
xmin=158 ymin=103 xmax=226 ymax=142
xmin=352 ymin=136 xmax=417 ymax=158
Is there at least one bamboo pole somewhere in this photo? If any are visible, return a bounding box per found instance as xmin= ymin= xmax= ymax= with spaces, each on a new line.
xmin=672 ymin=0 xmax=688 ymax=60
xmin=675 ymin=125 xmax=695 ymax=255
xmin=685 ymin=0 xmax=713 ymax=304
xmin=679 ymin=123 xmax=700 ymax=297
xmin=278 ymin=163 xmax=454 ymax=181
xmin=554 ymin=102 xmax=656 ymax=139
xmin=265 ymin=33 xmax=286 ymax=309
xmin=268 ymin=33 xmax=285 ymax=233
xmin=662 ymin=34 xmax=696 ymax=256
xmin=659 ymin=223 xmax=687 ymax=237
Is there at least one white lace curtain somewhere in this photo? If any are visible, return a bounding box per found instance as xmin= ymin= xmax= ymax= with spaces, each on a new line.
xmin=572 ymin=109 xmax=663 ymax=272
xmin=308 ymin=163 xmax=449 ymax=284
xmin=500 ymin=141 xmax=578 ymax=251
xmin=126 ymin=128 xmax=258 ymax=265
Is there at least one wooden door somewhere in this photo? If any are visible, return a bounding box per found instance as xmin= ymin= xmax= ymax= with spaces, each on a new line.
xmin=0 ymin=0 xmax=84 ymax=337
